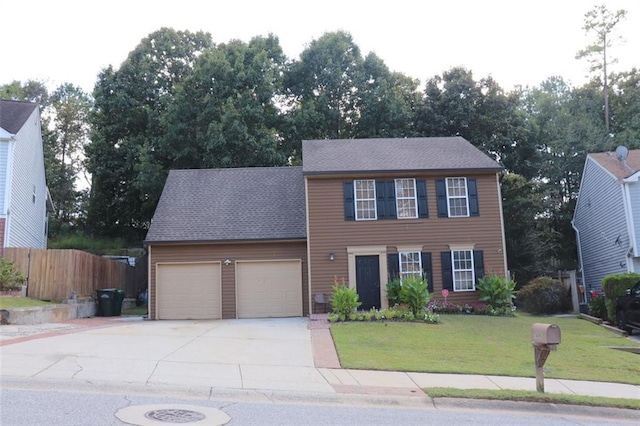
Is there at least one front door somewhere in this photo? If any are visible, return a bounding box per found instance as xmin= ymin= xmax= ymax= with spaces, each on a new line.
xmin=356 ymin=255 xmax=380 ymax=310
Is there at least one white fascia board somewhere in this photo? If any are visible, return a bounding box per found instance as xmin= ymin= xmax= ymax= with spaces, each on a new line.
xmin=622 ymin=182 xmax=638 ymax=257
xmin=0 ymin=127 xmax=15 ymax=141
xmin=623 ymin=171 xmax=640 ymax=183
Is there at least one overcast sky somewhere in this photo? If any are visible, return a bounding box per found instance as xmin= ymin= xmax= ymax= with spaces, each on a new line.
xmin=1 ymin=0 xmax=638 ymax=94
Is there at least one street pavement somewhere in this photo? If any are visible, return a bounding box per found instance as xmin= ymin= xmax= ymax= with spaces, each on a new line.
xmin=0 ymin=315 xmax=639 ymax=402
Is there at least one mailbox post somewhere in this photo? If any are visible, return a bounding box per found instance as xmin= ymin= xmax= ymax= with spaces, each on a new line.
xmin=531 ymin=323 xmax=561 ymax=393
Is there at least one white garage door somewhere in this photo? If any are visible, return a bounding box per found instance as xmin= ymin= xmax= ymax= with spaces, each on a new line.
xmin=236 ymin=260 xmax=302 ymax=318
xmin=156 ymin=262 xmax=221 ymax=320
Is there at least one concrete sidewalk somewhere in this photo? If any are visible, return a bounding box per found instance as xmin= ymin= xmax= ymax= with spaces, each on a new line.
xmin=1 ymin=316 xmax=638 ymax=401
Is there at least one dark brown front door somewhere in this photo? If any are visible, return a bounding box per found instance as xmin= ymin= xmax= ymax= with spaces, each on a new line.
xmin=356 ymin=255 xmax=380 ymax=310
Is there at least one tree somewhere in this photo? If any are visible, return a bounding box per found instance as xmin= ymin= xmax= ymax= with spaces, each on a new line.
xmin=86 ymin=28 xmax=213 ymax=240
xmin=575 ymin=4 xmax=627 ymax=133
xmin=284 ymin=31 xmax=363 ymax=154
xmin=47 ymin=84 xmax=92 ymax=234
xmin=609 ymin=68 xmax=640 ymax=147
xmin=354 ymin=52 xmax=420 ymax=138
xmin=161 ymin=35 xmax=288 ymax=170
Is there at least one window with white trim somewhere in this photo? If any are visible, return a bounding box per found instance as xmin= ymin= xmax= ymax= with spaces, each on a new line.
xmin=395 ymin=178 xmax=417 ymax=219
xmin=400 ymin=251 xmax=422 ymax=280
xmin=452 ymin=250 xmax=475 ymax=291
xmin=354 ymin=179 xmax=376 ymax=220
xmin=446 ymin=177 xmax=469 ymax=217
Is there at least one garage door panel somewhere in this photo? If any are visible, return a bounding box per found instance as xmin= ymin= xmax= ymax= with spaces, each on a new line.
xmin=237 ymin=260 xmax=302 ymax=318
xmin=157 ymin=263 xmax=221 ymax=320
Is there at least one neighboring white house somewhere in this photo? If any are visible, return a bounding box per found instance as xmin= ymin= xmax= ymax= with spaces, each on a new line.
xmin=572 ymin=147 xmax=640 ymax=296
xmin=0 ymin=99 xmax=53 ymax=250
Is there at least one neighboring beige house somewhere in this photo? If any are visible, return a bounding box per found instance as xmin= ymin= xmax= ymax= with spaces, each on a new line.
xmin=145 ymin=137 xmax=507 ymax=320
xmin=0 ymin=100 xmax=53 ymax=250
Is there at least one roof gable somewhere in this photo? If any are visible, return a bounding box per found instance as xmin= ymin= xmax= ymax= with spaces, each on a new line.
xmin=302 ymin=136 xmax=502 ymax=175
xmin=145 ymin=167 xmax=306 ymax=243
xmin=589 ymin=150 xmax=640 ymax=180
xmin=0 ymin=100 xmax=38 ymax=134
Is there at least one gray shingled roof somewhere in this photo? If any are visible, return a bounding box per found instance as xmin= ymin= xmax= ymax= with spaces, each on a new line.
xmin=145 ymin=167 xmax=306 ymax=243
xmin=0 ymin=100 xmax=38 ymax=134
xmin=302 ymin=137 xmax=502 ymax=174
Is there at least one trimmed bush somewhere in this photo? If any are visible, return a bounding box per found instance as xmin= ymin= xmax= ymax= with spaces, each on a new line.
xmin=517 ymin=276 xmax=571 ymax=315
xmin=0 ymin=258 xmax=25 ymax=291
xmin=588 ymin=293 xmax=607 ymax=319
xmin=601 ymin=272 xmax=640 ymax=323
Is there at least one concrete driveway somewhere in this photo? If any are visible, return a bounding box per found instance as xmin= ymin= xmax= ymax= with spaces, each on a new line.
xmin=0 ymin=317 xmax=334 ymax=393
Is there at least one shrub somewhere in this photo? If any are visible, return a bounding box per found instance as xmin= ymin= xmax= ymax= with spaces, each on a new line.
xmin=399 ymin=276 xmax=432 ymax=317
xmin=601 ymin=273 xmax=640 ymax=323
xmin=327 ymin=304 xmax=440 ymax=324
xmin=0 ymin=258 xmax=25 ymax=291
xmin=517 ymin=276 xmax=571 ymax=315
xmin=330 ymin=277 xmax=361 ymax=321
xmin=386 ymin=278 xmax=402 ymax=306
xmin=476 ymin=273 xmax=516 ymax=315
xmin=588 ymin=293 xmax=607 ymax=319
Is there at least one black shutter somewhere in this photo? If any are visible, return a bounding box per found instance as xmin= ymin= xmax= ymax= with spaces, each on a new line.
xmin=387 ymin=253 xmax=400 ymax=280
xmin=441 ymin=252 xmax=453 ymax=291
xmin=436 ymin=179 xmax=448 ymax=218
xmin=376 ymin=181 xmax=386 ymax=219
xmin=416 ymin=179 xmax=428 ymax=218
xmin=421 ymin=252 xmax=433 ymax=293
xmin=376 ymin=181 xmax=397 ymax=220
xmin=468 ymin=178 xmax=479 ymax=216
xmin=473 ymin=250 xmax=484 ymax=284
xmin=386 ymin=181 xmax=397 ymax=219
xmin=344 ymin=181 xmax=355 ymax=221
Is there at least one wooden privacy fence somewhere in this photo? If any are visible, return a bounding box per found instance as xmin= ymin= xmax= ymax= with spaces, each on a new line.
xmin=3 ymin=248 xmax=143 ymax=301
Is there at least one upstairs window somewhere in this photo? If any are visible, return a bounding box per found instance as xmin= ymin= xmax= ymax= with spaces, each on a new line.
xmin=436 ymin=177 xmax=479 ymax=218
xmin=446 ymin=177 xmax=469 ymax=217
xmin=395 ymin=179 xmax=418 ymax=219
xmin=354 ymin=179 xmax=376 ymax=220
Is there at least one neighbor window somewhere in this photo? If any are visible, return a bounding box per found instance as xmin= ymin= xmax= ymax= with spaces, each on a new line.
xmin=452 ymin=250 xmax=475 ymax=291
xmin=446 ymin=177 xmax=469 ymax=217
xmin=354 ymin=179 xmax=376 ymax=220
xmin=32 ymin=185 xmax=36 ymax=204
xmin=395 ymin=179 xmax=417 ymax=219
xmin=400 ymin=251 xmax=422 ymax=280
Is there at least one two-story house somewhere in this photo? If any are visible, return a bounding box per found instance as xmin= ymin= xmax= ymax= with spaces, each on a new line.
xmin=145 ymin=137 xmax=507 ymax=320
xmin=572 ymin=148 xmax=640 ymax=296
xmin=0 ymin=100 xmax=52 ymax=250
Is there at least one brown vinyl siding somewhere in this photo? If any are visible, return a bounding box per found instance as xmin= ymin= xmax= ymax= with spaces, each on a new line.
xmin=306 ymin=173 xmax=506 ymax=304
xmin=148 ymin=241 xmax=308 ymax=319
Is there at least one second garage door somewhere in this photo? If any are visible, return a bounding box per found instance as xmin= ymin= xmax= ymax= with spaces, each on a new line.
xmin=156 ymin=262 xmax=221 ymax=320
xmin=236 ymin=260 xmax=302 ymax=318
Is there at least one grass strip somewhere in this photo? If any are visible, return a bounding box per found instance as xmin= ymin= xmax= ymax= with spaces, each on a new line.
xmin=425 ymin=387 xmax=640 ymax=410
xmin=0 ymin=297 xmax=52 ymax=309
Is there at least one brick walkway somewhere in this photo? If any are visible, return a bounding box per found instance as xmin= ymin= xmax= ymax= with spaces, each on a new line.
xmin=308 ymin=314 xmax=341 ymax=368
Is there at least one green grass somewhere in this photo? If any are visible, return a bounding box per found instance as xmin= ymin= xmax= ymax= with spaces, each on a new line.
xmin=0 ymin=297 xmax=52 ymax=309
xmin=330 ymin=314 xmax=640 ymax=385
xmin=122 ymin=306 xmax=147 ymax=316
xmin=425 ymin=387 xmax=640 ymax=410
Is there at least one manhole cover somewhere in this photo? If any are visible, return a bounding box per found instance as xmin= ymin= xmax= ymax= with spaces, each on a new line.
xmin=116 ymin=404 xmax=231 ymax=426
xmin=145 ymin=409 xmax=206 ymax=423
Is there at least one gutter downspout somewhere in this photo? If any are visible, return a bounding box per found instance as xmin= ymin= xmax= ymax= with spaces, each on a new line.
xmin=571 ymin=220 xmax=587 ymax=304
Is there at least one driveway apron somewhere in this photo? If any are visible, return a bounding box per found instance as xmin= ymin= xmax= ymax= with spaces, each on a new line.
xmin=0 ymin=317 xmax=334 ymax=393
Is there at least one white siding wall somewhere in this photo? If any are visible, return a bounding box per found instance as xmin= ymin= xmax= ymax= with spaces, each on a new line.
xmin=573 ymin=157 xmax=629 ymax=293
xmin=6 ymin=108 xmax=48 ymax=249
xmin=628 ymin=181 xmax=640 ymax=253
xmin=0 ymin=141 xmax=8 ymax=213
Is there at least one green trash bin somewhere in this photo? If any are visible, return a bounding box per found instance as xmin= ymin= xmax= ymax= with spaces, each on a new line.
xmin=96 ymin=289 xmax=117 ymax=316
xmin=114 ymin=290 xmax=126 ymax=316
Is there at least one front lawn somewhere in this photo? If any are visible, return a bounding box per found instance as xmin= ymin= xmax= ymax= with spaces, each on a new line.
xmin=330 ymin=314 xmax=640 ymax=385
xmin=0 ymin=297 xmax=52 ymax=309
